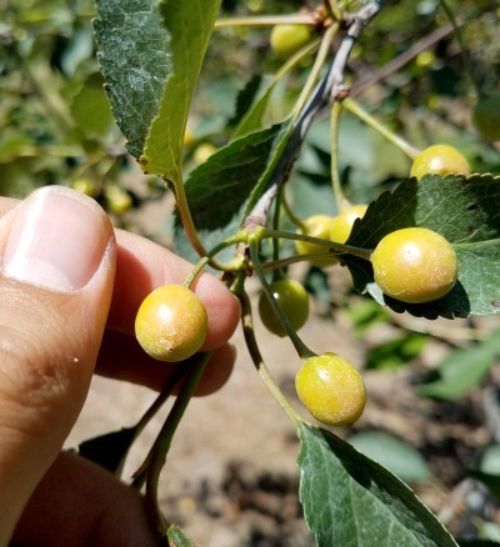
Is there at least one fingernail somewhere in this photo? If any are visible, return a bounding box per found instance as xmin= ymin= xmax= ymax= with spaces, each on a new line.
xmin=2 ymin=186 xmax=111 ymax=293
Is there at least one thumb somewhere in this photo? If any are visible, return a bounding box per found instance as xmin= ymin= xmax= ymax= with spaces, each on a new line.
xmin=0 ymin=186 xmax=116 ymax=542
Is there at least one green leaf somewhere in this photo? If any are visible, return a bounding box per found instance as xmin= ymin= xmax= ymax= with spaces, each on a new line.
xmin=144 ymin=0 xmax=221 ymax=179
xmin=78 ymin=427 xmax=136 ymax=473
xmin=174 ymin=123 xmax=289 ymax=262
xmin=94 ymin=0 xmax=220 ymax=179
xmin=418 ymin=329 xmax=500 ymax=399
xmin=345 ymin=174 xmax=500 ymax=318
xmin=366 ymin=334 xmax=428 ymax=370
xmin=349 ymin=431 xmax=432 ymax=483
xmin=94 ymin=0 xmax=172 ymax=159
xmin=298 ymin=424 xmax=457 ymax=547
xmin=166 ymin=525 xmax=196 ymax=546
xmin=229 ymin=75 xmax=263 ymax=128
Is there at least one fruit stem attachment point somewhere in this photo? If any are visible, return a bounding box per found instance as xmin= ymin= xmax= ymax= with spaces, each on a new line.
xmin=343 ymin=98 xmax=419 ymax=160
xmin=240 ymin=290 xmax=303 ymax=427
xmin=250 ymin=241 xmax=316 ymax=359
xmin=263 ymin=229 xmax=372 ymax=261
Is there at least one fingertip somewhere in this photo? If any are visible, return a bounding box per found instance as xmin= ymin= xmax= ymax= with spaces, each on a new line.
xmin=194 ymin=274 xmax=241 ymax=350
xmin=194 ymin=344 xmax=236 ymax=397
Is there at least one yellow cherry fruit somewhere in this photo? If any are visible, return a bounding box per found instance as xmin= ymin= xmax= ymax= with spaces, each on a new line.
xmin=329 ymin=204 xmax=368 ymax=244
xmin=295 ymin=353 xmax=366 ymax=426
xmin=258 ymin=278 xmax=310 ymax=337
xmin=295 ymin=215 xmax=337 ymax=267
xmin=135 ymin=285 xmax=208 ymax=363
xmin=410 ymin=144 xmax=470 ymax=180
xmin=270 ymin=24 xmax=312 ymax=58
xmin=371 ymin=227 xmax=457 ymax=304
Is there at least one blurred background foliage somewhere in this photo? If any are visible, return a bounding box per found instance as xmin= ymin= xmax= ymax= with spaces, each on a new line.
xmin=1 ymin=0 xmax=500 ymax=540
xmin=0 ymin=0 xmax=498 ymax=211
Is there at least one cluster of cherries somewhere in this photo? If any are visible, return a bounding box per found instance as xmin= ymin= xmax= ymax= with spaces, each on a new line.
xmin=134 ymin=143 xmax=470 ymax=428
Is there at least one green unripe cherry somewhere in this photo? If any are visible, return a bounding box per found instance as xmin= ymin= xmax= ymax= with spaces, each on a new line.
xmin=295 ymin=353 xmax=366 ymax=426
xmin=258 ymin=279 xmax=310 ymax=337
xmin=371 ymin=227 xmax=457 ymax=304
xmin=270 ymin=24 xmax=312 ymax=58
xmin=295 ymin=215 xmax=337 ymax=267
xmin=473 ymin=95 xmax=500 ymax=142
xmin=135 ymin=285 xmax=208 ymax=362
xmin=329 ymin=204 xmax=368 ymax=244
xmin=410 ymin=144 xmax=470 ymax=180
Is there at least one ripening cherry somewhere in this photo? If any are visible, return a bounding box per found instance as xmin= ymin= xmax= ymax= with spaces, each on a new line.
xmin=410 ymin=144 xmax=470 ymax=180
xmin=135 ymin=285 xmax=208 ymax=363
xmin=295 ymin=353 xmax=366 ymax=426
xmin=371 ymin=227 xmax=457 ymax=304
xmin=258 ymin=278 xmax=310 ymax=337
xmin=329 ymin=204 xmax=368 ymax=244
xmin=295 ymin=215 xmax=337 ymax=267
xmin=270 ymin=24 xmax=312 ymax=57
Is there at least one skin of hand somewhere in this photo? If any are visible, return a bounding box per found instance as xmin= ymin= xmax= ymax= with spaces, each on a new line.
xmin=0 ymin=186 xmax=240 ymax=546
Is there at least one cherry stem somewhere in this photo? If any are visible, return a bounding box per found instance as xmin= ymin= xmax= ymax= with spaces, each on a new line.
xmin=214 ymin=14 xmax=317 ymax=29
xmin=330 ymin=101 xmax=351 ymax=212
xmin=263 ymin=253 xmax=338 ymax=272
xmin=143 ymin=352 xmax=213 ymax=535
xmin=282 ymin=192 xmax=307 ymax=232
xmin=342 ymin=98 xmax=419 ymax=160
xmin=168 ymin=177 xmax=207 ymax=258
xmin=239 ymin=290 xmax=303 ymax=427
xmin=249 ymin=241 xmax=316 ymax=359
xmin=262 ymin=229 xmax=373 ymax=261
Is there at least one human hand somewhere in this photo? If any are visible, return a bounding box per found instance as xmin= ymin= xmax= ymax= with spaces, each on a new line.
xmin=0 ymin=186 xmax=240 ymax=546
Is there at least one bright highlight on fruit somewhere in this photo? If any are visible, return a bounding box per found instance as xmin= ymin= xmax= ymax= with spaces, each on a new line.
xmin=270 ymin=24 xmax=312 ymax=58
xmin=258 ymin=279 xmax=309 ymax=337
xmin=135 ymin=285 xmax=208 ymax=363
xmin=295 ymin=353 xmax=366 ymax=426
xmin=329 ymin=204 xmax=368 ymax=244
xmin=410 ymin=144 xmax=470 ymax=180
xmin=295 ymin=214 xmax=337 ymax=267
xmin=371 ymin=227 xmax=457 ymax=304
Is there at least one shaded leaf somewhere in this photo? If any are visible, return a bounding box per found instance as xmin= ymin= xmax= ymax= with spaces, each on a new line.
xmin=345 ymin=174 xmax=500 ymax=318
xmin=418 ymin=330 xmax=500 ymax=399
xmin=230 ymin=75 xmax=262 ymax=128
xmin=174 ymin=122 xmax=289 ymax=262
xmin=78 ymin=427 xmax=136 ymax=473
xmin=298 ymin=424 xmax=457 ymax=547
xmin=349 ymin=431 xmax=432 ymax=482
